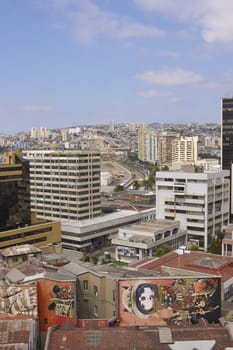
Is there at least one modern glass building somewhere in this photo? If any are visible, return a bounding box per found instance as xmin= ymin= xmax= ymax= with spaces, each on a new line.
xmin=221 ymin=98 xmax=233 ymax=171
xmin=222 ymin=97 xmax=233 ymax=220
xmin=0 ymin=152 xmax=31 ymax=231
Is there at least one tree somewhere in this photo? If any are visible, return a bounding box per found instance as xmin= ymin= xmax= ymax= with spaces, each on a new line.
xmin=132 ymin=180 xmax=140 ymax=190
xmin=114 ymin=184 xmax=124 ymax=192
xmin=208 ymin=231 xmax=224 ymax=255
xmin=91 ymin=256 xmax=98 ymax=265
xmin=189 ymin=244 xmax=199 ymax=251
xmin=154 ymin=246 xmax=172 ymax=257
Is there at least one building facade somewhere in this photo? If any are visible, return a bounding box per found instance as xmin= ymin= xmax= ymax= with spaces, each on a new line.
xmin=172 ymin=136 xmax=198 ymax=164
xmin=112 ymin=219 xmax=186 ymax=263
xmin=156 ymin=170 xmax=230 ymax=251
xmin=24 ymin=150 xmax=101 ymax=222
xmin=222 ymin=97 xmax=233 ymax=220
xmin=138 ymin=129 xmax=158 ymax=164
xmin=158 ymin=134 xmax=176 ymax=166
xmin=0 ymin=152 xmax=31 ymax=231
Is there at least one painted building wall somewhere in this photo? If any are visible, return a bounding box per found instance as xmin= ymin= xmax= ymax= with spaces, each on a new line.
xmin=0 ymin=284 xmax=37 ymax=318
xmin=119 ymin=277 xmax=221 ymax=327
xmin=37 ymin=278 xmax=76 ymax=332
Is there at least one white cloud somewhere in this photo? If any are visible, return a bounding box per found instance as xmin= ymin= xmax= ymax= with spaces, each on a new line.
xmin=135 ymin=68 xmax=202 ymax=85
xmin=16 ymin=105 xmax=54 ymax=112
xmin=134 ymin=0 xmax=233 ymax=45
xmin=138 ymin=89 xmax=183 ymax=103
xmin=46 ymin=0 xmax=164 ymax=43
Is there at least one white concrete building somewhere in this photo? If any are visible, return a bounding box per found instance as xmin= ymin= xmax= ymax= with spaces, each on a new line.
xmin=138 ymin=129 xmax=158 ymax=164
xmin=101 ymin=171 xmax=112 ymax=186
xmin=112 ymin=219 xmax=186 ymax=263
xmin=23 ymin=149 xmax=101 ymax=222
xmin=156 ymin=169 xmax=230 ymax=251
xmin=62 ymin=208 xmax=156 ymax=251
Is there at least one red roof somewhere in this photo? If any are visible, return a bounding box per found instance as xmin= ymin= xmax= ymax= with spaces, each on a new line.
xmin=48 ymin=319 xmax=233 ymax=350
xmin=131 ymin=251 xmax=233 ymax=283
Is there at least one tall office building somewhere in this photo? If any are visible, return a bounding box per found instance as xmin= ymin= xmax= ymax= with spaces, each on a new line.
xmin=222 ymin=97 xmax=233 ymax=220
xmin=24 ymin=150 xmax=101 ymax=222
xmin=138 ymin=129 xmax=158 ymax=164
xmin=156 ymin=169 xmax=229 ymax=251
xmin=0 ymin=151 xmax=61 ymax=247
xmin=221 ymin=98 xmax=233 ymax=171
xmin=0 ymin=152 xmax=31 ymax=231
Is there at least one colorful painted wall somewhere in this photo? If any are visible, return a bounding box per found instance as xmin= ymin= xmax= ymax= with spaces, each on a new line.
xmin=119 ymin=277 xmax=221 ymax=326
xmin=37 ymin=278 xmax=76 ymax=331
xmin=0 ymin=284 xmax=37 ymax=318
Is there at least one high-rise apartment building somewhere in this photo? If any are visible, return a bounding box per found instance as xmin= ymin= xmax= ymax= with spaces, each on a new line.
xmin=138 ymin=129 xmax=158 ymax=164
xmin=172 ymin=136 xmax=198 ymax=164
xmin=158 ymin=134 xmax=176 ymax=166
xmin=156 ymin=169 xmax=229 ymax=251
xmin=23 ymin=150 xmax=101 ymax=222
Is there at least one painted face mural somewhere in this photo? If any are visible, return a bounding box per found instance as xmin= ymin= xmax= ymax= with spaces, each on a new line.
xmin=119 ymin=278 xmax=221 ymax=327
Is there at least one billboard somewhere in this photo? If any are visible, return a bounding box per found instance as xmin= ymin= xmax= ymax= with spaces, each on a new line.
xmin=119 ymin=277 xmax=221 ymax=326
xmin=37 ymin=278 xmax=76 ymax=331
xmin=0 ymin=284 xmax=37 ymax=318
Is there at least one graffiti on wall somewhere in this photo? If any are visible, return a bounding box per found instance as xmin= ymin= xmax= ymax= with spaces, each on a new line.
xmin=119 ymin=277 xmax=221 ymax=326
xmin=0 ymin=285 xmax=37 ymax=318
xmin=37 ymin=278 xmax=76 ymax=331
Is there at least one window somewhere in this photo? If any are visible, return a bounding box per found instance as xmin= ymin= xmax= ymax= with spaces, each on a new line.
xmin=94 ymin=285 xmax=98 ymax=297
xmin=83 ymin=280 xmax=89 ymax=291
xmin=93 ymin=305 xmax=98 ymax=317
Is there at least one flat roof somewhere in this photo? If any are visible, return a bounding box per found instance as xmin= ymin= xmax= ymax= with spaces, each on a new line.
xmin=61 ymin=210 xmax=142 ymax=229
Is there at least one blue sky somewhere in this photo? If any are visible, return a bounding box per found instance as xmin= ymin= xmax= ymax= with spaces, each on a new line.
xmin=1 ymin=0 xmax=233 ymax=134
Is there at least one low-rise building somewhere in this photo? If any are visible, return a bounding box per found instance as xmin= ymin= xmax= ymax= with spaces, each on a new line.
xmin=61 ymin=209 xmax=155 ymax=252
xmin=112 ymin=219 xmax=186 ymax=263
xmin=222 ymin=224 xmax=233 ymax=257
xmin=130 ymin=250 xmax=233 ymax=301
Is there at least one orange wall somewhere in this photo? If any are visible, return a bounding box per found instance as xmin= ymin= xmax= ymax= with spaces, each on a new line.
xmin=37 ymin=278 xmax=76 ymax=331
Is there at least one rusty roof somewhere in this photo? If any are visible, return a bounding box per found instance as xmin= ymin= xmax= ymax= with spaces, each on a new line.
xmin=48 ymin=318 xmax=233 ymax=350
xmin=130 ymin=251 xmax=233 ymax=283
xmin=0 ymin=318 xmax=36 ymax=348
xmin=0 ymin=244 xmax=41 ymax=257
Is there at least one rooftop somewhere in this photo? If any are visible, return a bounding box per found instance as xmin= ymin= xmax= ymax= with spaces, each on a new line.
xmin=0 ymin=244 xmax=41 ymax=257
xmin=130 ymin=251 xmax=233 ymax=283
xmin=48 ymin=319 xmax=233 ymax=350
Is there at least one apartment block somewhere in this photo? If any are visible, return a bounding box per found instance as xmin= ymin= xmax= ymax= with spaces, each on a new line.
xmin=138 ymin=129 xmax=158 ymax=164
xmin=172 ymin=136 xmax=198 ymax=164
xmin=24 ymin=150 xmax=101 ymax=221
xmin=156 ymin=169 xmax=230 ymax=251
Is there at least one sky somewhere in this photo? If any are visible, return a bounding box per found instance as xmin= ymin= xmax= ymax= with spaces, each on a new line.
xmin=1 ymin=0 xmax=233 ymax=134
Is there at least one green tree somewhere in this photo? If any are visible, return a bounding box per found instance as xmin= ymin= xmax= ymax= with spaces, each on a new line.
xmin=189 ymin=244 xmax=199 ymax=251
xmin=91 ymin=256 xmax=99 ymax=265
xmin=132 ymin=180 xmax=140 ymax=190
xmin=208 ymin=231 xmax=224 ymax=255
xmin=154 ymin=246 xmax=172 ymax=257
xmin=114 ymin=184 xmax=124 ymax=192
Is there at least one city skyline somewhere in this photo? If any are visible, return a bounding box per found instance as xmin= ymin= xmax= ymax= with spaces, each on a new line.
xmin=1 ymin=0 xmax=233 ymax=134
